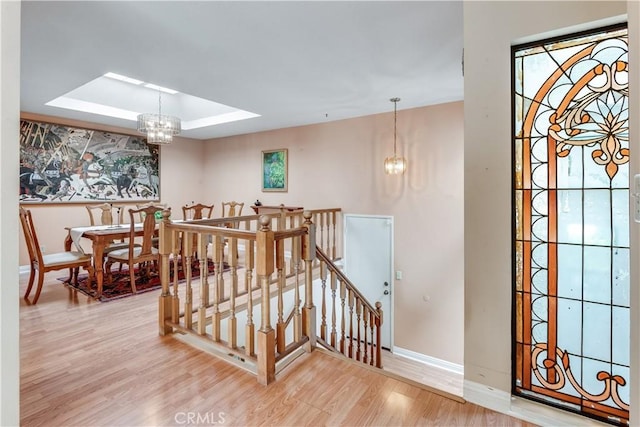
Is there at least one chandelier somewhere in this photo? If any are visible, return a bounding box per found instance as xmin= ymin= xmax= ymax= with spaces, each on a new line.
xmin=137 ymin=88 xmax=181 ymax=145
xmin=384 ymin=97 xmax=407 ymax=175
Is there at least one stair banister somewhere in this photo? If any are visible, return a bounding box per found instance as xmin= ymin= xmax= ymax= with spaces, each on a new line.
xmin=256 ymin=215 xmax=276 ymax=385
xmin=301 ymin=211 xmax=317 ymax=352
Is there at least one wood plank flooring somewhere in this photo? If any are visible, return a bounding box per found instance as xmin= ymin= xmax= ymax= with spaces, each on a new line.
xmin=20 ymin=270 xmax=536 ymax=426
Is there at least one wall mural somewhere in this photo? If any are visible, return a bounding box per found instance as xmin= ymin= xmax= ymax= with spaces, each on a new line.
xmin=19 ymin=119 xmax=160 ymax=203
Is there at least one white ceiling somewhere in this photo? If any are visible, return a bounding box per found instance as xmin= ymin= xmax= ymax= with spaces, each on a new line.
xmin=20 ymin=1 xmax=464 ymax=140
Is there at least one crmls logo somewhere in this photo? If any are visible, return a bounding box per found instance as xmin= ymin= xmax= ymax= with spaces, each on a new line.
xmin=174 ymin=411 xmax=226 ymax=425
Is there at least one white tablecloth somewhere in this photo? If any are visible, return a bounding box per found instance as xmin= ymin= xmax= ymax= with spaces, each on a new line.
xmin=69 ymin=224 xmax=129 ymax=254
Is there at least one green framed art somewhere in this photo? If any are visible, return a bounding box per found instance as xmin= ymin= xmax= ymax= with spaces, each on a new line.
xmin=261 ymin=149 xmax=288 ymax=192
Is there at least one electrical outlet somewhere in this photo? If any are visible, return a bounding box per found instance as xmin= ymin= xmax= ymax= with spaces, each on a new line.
xmin=39 ymin=245 xmax=46 ymax=253
xmin=395 ymin=270 xmax=402 ymax=280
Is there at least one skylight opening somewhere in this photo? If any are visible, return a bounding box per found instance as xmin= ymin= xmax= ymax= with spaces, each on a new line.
xmin=103 ymin=72 xmax=143 ymax=85
xmin=46 ymin=72 xmax=260 ymax=133
xmin=143 ymin=83 xmax=178 ymax=95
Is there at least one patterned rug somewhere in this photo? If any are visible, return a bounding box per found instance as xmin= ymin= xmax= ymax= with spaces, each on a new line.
xmin=60 ymin=259 xmax=219 ymax=302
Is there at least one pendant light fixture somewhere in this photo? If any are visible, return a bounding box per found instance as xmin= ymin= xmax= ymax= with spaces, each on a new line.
xmin=384 ymin=97 xmax=407 ymax=175
xmin=137 ymin=88 xmax=181 ymax=145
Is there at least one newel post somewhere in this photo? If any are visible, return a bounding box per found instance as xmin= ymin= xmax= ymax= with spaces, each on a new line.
xmin=256 ymin=216 xmax=276 ymax=385
xmin=158 ymin=209 xmax=173 ymax=336
xmin=301 ymin=211 xmax=316 ymax=351
xmin=375 ymin=301 xmax=383 ymax=368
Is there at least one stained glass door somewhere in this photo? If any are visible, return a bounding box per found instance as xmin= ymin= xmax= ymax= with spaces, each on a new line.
xmin=513 ymin=24 xmax=630 ymax=425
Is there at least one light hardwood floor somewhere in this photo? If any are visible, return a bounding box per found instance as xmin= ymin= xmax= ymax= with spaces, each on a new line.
xmin=20 ymin=270 xmax=535 ymax=426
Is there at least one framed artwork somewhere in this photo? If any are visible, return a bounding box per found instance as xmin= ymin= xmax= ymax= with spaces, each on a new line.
xmin=19 ymin=119 xmax=160 ymax=203
xmin=262 ymin=148 xmax=288 ymax=192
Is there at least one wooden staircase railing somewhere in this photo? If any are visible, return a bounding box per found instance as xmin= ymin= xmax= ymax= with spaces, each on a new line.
xmin=314 ymin=246 xmax=383 ymax=368
xmin=157 ymin=207 xmax=381 ymax=384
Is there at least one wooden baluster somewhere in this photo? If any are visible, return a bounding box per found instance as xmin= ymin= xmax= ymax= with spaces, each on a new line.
xmin=348 ymin=289 xmax=354 ymax=358
xmin=275 ymin=239 xmax=285 ymax=354
xmin=256 ymin=216 xmax=275 ymax=385
xmin=320 ymin=212 xmax=326 ymax=256
xmin=197 ymin=232 xmax=208 ymax=335
xmin=183 ymin=231 xmax=193 ymax=330
xmin=289 ymin=215 xmax=297 ymax=275
xmin=216 ymin=234 xmax=225 ymax=302
xmin=362 ymin=306 xmax=368 ymax=364
xmin=375 ymin=301 xmax=383 ymax=368
xmin=331 ymin=211 xmax=337 ymax=260
xmin=320 ymin=260 xmax=327 ymax=341
xmin=356 ymin=299 xmax=362 ymax=362
xmin=158 ymin=212 xmax=173 ymax=335
xmin=369 ymin=309 xmax=375 ymax=366
xmin=211 ymin=235 xmax=223 ymax=342
xmin=330 ymin=269 xmax=337 ymax=348
xmin=301 ymin=211 xmax=316 ymax=351
xmin=293 ymin=235 xmax=302 ymax=342
xmin=339 ymin=280 xmax=346 ymax=354
xmin=228 ymin=236 xmax=238 ymax=349
xmin=245 ymin=239 xmax=255 ymax=356
xmin=243 ymin=221 xmax=251 ymax=295
xmin=202 ymin=233 xmax=210 ymax=305
xmin=313 ymin=212 xmax=320 ymax=267
xmin=171 ymin=229 xmax=181 ymax=325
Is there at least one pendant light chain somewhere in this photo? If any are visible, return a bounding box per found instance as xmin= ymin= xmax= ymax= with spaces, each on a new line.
xmin=393 ymin=98 xmax=398 ymax=156
xmin=383 ymin=97 xmax=406 ymax=175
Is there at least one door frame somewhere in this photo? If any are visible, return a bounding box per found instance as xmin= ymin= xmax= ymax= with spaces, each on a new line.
xmin=343 ymin=213 xmax=394 ymax=351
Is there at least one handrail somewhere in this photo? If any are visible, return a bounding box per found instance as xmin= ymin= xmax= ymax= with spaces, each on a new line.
xmin=314 ymin=244 xmax=383 ymax=368
xmin=165 ymin=222 xmax=257 ymax=240
xmin=315 ymin=246 xmax=379 ymax=316
xmin=158 ymin=207 xmax=359 ymax=384
xmin=284 ymin=299 xmax=301 ymax=328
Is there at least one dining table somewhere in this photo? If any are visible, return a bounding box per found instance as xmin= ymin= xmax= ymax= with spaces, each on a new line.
xmin=64 ymin=223 xmax=153 ymax=299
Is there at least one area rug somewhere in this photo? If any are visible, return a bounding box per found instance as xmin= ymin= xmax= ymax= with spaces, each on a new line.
xmin=59 ymin=259 xmax=221 ymax=302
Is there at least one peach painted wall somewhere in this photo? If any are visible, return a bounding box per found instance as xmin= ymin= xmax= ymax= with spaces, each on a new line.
xmin=202 ymin=101 xmax=464 ymax=364
xmin=19 ymin=102 xmax=464 ymax=365
xmin=463 ymin=0 xmax=628 ymax=398
xmin=18 ymin=113 xmax=205 ymax=267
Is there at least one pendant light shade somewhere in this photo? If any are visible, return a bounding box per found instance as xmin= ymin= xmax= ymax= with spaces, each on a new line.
xmin=137 ymin=88 xmax=181 ymax=145
xmin=384 ymin=97 xmax=407 ymax=175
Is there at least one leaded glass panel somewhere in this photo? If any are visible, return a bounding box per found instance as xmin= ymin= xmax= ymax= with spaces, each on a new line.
xmin=513 ymin=24 xmax=629 ymax=425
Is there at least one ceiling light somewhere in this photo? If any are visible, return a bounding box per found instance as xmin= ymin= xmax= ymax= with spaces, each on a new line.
xmin=137 ymin=89 xmax=181 ymax=145
xmin=384 ymin=97 xmax=407 ymax=175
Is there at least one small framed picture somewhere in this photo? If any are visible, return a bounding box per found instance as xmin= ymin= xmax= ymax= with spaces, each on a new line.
xmin=262 ymin=149 xmax=288 ymax=192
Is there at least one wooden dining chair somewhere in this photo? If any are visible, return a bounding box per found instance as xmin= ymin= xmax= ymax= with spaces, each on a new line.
xmin=221 ymin=201 xmax=244 ymax=218
xmin=181 ymin=203 xmax=214 ymax=263
xmin=86 ymin=203 xmax=133 ymax=255
xmin=19 ymin=207 xmax=94 ymax=304
xmin=182 ymin=203 xmax=214 ymax=221
xmin=86 ymin=202 xmax=125 ymax=227
xmin=104 ymin=206 xmax=166 ymax=294
xmin=135 ymin=202 xmax=168 ymax=222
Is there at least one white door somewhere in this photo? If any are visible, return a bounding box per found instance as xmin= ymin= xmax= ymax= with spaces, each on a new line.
xmin=344 ymin=214 xmax=393 ymax=350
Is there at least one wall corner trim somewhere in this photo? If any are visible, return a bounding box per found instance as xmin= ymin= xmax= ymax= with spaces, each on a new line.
xmin=463 ymin=380 xmax=609 ymax=426
xmin=393 ymin=346 xmax=464 ymax=375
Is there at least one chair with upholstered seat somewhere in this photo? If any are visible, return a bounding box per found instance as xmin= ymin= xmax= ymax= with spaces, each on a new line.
xmin=19 ymin=207 xmax=94 ymax=304
xmin=104 ymin=205 xmax=166 ymax=294
xmin=135 ymin=202 xmax=168 ymax=248
xmin=182 ymin=203 xmax=214 ymax=221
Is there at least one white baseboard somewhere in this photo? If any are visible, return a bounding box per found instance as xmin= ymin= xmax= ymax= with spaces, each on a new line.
xmin=392 ymin=346 xmax=464 ymax=375
xmin=19 ymin=265 xmax=30 ymax=274
xmin=463 ymin=380 xmax=609 ymax=426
